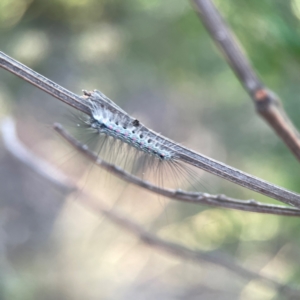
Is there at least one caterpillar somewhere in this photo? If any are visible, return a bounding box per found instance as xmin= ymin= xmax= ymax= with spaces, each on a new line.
xmin=79 ymin=89 xmax=204 ymax=191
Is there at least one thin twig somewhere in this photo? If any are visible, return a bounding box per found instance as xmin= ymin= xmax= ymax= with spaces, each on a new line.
xmin=1 ymin=52 xmax=300 ymax=207
xmin=191 ymin=0 xmax=300 ymax=161
xmin=84 ymin=89 xmax=300 ymax=208
xmin=0 ymin=52 xmax=90 ymax=115
xmin=53 ymin=123 xmax=300 ymax=217
xmin=1 ymin=118 xmax=298 ymax=296
xmin=96 ymin=206 xmax=298 ymax=297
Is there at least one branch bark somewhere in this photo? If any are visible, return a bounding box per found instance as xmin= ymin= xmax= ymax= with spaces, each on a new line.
xmin=53 ymin=122 xmax=300 ymax=217
xmin=1 ymin=52 xmax=300 ymax=207
xmin=191 ymin=0 xmax=300 ymax=162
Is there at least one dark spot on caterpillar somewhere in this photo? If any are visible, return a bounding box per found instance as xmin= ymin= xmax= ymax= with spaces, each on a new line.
xmin=123 ymin=126 xmax=127 ymax=129
xmin=115 ymin=121 xmax=119 ymax=125
xmin=132 ymin=119 xmax=140 ymax=127
xmin=132 ymin=130 xmax=135 ymax=134
xmin=148 ymin=139 xmax=152 ymax=143
xmin=83 ymin=90 xmax=92 ymax=96
xmin=159 ymin=154 xmax=164 ymax=159
xmin=139 ymin=134 xmax=143 ymax=139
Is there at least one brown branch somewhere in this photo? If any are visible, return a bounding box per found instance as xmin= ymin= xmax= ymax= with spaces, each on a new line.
xmin=0 ymin=52 xmax=90 ymax=115
xmin=1 ymin=51 xmax=300 ymax=207
xmin=191 ymin=0 xmax=300 ymax=162
xmin=1 ymin=118 xmax=298 ymax=296
xmin=53 ymin=123 xmax=300 ymax=217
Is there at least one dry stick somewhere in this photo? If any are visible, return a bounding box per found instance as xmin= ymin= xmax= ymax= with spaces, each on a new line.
xmin=191 ymin=0 xmax=300 ymax=161
xmin=1 ymin=51 xmax=300 ymax=208
xmin=1 ymin=118 xmax=298 ymax=296
xmin=0 ymin=52 xmax=90 ymax=115
xmin=54 ymin=123 xmax=300 ymax=217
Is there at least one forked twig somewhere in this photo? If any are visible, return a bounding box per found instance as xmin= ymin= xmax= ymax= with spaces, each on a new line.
xmin=54 ymin=122 xmax=300 ymax=217
xmin=1 ymin=51 xmax=300 ymax=207
xmin=1 ymin=117 xmax=298 ymax=296
xmin=191 ymin=0 xmax=300 ymax=161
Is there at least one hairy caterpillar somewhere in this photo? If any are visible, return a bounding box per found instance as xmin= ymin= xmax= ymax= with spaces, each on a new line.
xmin=70 ymin=89 xmax=300 ymax=208
xmin=77 ymin=89 xmax=207 ymax=191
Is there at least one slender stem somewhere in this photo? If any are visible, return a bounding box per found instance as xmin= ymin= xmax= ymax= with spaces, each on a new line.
xmin=177 ymin=149 xmax=300 ymax=208
xmin=0 ymin=52 xmax=90 ymax=115
xmin=54 ymin=122 xmax=300 ymax=216
xmin=191 ymin=0 xmax=300 ymax=162
xmin=1 ymin=51 xmax=300 ymax=207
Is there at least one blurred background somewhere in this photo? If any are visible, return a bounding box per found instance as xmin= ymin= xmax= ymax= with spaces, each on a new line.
xmin=1 ymin=0 xmax=300 ymax=299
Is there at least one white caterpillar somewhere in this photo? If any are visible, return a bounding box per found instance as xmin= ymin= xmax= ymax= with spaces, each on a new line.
xmin=76 ymin=89 xmax=300 ymax=206
xmin=79 ymin=89 xmax=202 ymax=191
xmin=83 ymin=90 xmax=178 ymax=162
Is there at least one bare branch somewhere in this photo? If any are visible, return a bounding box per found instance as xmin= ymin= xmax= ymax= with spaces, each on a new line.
xmin=1 ymin=118 xmax=298 ymax=296
xmin=191 ymin=0 xmax=300 ymax=162
xmin=1 ymin=52 xmax=300 ymax=207
xmin=0 ymin=52 xmax=90 ymax=115
xmin=54 ymin=123 xmax=300 ymax=217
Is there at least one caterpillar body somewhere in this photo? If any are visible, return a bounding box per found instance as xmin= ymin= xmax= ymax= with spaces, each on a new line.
xmin=83 ymin=90 xmax=181 ymax=162
xmin=73 ymin=89 xmax=300 ymax=206
xmin=78 ymin=89 xmax=200 ymax=191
